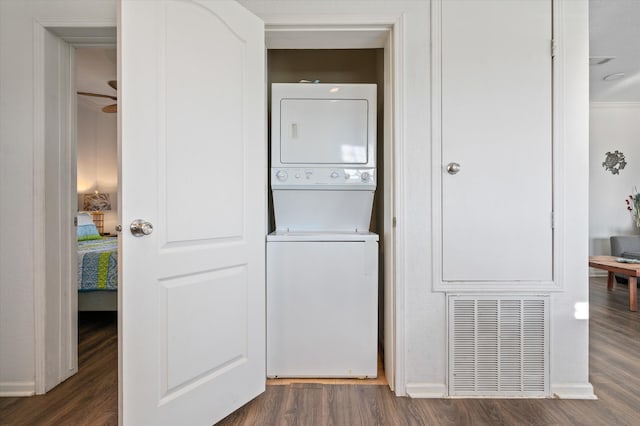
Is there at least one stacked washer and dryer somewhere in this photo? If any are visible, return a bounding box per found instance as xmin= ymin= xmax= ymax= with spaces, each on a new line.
xmin=267 ymin=83 xmax=379 ymax=378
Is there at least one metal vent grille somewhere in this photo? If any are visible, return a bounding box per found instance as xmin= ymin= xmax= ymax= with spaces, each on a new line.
xmin=448 ymin=296 xmax=548 ymax=396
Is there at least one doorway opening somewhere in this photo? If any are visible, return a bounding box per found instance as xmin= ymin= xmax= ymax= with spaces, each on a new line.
xmin=35 ymin=23 xmax=118 ymax=400
xmin=76 ymin=46 xmax=118 ymax=308
xmin=75 ymin=45 xmax=119 ymax=387
xmin=263 ymin=25 xmax=395 ymax=389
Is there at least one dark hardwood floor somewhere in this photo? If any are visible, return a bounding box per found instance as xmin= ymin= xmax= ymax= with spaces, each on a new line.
xmin=2 ymin=278 xmax=640 ymax=425
xmin=0 ymin=312 xmax=118 ymax=425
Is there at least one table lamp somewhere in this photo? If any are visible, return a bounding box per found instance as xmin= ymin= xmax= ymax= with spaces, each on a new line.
xmin=83 ymin=190 xmax=111 ymax=234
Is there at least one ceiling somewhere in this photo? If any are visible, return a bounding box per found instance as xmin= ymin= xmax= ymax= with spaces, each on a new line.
xmin=590 ymin=0 xmax=640 ymax=102
xmin=75 ymin=3 xmax=639 ymax=105
xmin=76 ymin=48 xmax=116 ymax=110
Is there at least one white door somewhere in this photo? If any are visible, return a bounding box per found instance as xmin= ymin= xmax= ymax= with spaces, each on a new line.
xmin=441 ymin=0 xmax=553 ymax=282
xmin=120 ymin=1 xmax=265 ymax=424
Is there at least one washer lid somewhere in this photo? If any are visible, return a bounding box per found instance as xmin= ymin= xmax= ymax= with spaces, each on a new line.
xmin=267 ymin=230 xmax=379 ymax=242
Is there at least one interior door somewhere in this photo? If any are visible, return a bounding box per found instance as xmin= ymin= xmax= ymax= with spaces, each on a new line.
xmin=119 ymin=1 xmax=265 ymax=424
xmin=441 ymin=0 xmax=553 ymax=282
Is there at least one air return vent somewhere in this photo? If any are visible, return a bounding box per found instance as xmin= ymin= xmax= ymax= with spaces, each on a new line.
xmin=448 ymin=296 xmax=548 ymax=397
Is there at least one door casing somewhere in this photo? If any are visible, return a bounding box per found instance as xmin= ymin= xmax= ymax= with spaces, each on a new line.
xmin=264 ymin=21 xmax=401 ymax=393
xmin=33 ymin=19 xmax=117 ymax=395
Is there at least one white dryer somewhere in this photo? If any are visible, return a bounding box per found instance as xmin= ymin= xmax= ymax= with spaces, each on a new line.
xmin=270 ymin=83 xmax=377 ymax=233
xmin=267 ymin=83 xmax=378 ymax=378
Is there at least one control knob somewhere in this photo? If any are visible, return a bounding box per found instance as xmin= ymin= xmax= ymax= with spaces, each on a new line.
xmin=361 ymin=172 xmax=370 ymax=182
xmin=275 ymin=170 xmax=288 ymax=181
xmin=330 ymin=171 xmax=340 ymax=179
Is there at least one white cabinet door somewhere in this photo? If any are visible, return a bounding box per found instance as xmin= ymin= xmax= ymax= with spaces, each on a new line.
xmin=440 ymin=0 xmax=553 ymax=283
xmin=120 ymin=1 xmax=265 ymax=424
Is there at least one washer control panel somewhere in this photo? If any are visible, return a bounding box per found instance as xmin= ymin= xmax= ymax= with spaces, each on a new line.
xmin=271 ymin=167 xmax=376 ymax=188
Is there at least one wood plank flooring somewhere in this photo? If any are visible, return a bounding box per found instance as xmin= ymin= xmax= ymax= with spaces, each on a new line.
xmin=219 ymin=277 xmax=640 ymax=425
xmin=2 ymin=278 xmax=640 ymax=425
xmin=0 ymin=312 xmax=118 ymax=425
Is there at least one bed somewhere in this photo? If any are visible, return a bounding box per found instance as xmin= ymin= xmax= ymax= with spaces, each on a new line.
xmin=77 ymin=213 xmax=118 ymax=311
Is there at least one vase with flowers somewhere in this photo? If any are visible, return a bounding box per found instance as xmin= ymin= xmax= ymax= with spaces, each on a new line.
xmin=625 ymin=190 xmax=640 ymax=229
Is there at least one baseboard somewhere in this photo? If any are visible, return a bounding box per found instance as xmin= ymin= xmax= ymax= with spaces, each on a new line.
xmin=405 ymin=382 xmax=597 ymax=399
xmin=0 ymin=381 xmax=35 ymax=397
xmin=405 ymin=382 xmax=447 ymax=398
xmin=552 ymin=383 xmax=597 ymax=400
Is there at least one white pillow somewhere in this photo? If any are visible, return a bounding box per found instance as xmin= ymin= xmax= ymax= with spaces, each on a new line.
xmin=77 ymin=212 xmax=94 ymax=226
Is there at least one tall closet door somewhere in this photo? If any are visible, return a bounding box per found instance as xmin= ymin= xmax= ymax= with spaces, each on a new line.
xmin=440 ymin=0 xmax=553 ymax=283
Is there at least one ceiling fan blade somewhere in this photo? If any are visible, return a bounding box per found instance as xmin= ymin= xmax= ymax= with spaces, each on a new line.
xmin=78 ymin=91 xmax=117 ymax=101
xmin=102 ymin=104 xmax=117 ymax=113
xmin=108 ymin=80 xmax=117 ymax=90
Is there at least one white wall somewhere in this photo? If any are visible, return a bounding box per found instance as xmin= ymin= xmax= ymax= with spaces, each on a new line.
xmin=241 ymin=0 xmax=591 ymax=398
xmin=0 ymin=0 xmax=115 ymax=396
xmin=589 ymin=103 xmax=640 ymax=259
xmin=77 ymin=102 xmax=99 ymax=195
xmin=77 ymin=99 xmax=118 ymax=234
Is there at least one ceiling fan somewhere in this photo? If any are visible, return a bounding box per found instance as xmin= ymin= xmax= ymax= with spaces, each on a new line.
xmin=77 ymin=80 xmax=117 ymax=113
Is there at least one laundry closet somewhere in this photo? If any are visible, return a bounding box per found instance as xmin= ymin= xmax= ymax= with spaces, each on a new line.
xmin=266 ymin=49 xmax=386 ymax=379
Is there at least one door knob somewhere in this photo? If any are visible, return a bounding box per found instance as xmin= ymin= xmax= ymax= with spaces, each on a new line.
xmin=446 ymin=162 xmax=461 ymax=175
xmin=130 ymin=219 xmax=153 ymax=237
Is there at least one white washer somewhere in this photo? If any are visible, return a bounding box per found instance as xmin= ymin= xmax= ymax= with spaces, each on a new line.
xmin=267 ymin=83 xmax=378 ymax=378
xmin=266 ymin=231 xmax=378 ymax=378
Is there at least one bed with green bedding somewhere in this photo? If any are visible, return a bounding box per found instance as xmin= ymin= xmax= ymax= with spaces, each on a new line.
xmin=78 ymin=236 xmax=118 ymax=291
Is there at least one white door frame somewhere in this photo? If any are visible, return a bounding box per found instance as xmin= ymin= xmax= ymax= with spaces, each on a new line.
xmin=34 ymin=10 xmax=407 ymax=398
xmin=32 ymin=19 xmax=116 ymax=394
xmin=263 ymin=15 xmax=405 ymax=395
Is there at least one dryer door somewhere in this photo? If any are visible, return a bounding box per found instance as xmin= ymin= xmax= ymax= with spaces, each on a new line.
xmin=280 ymin=98 xmax=369 ymax=164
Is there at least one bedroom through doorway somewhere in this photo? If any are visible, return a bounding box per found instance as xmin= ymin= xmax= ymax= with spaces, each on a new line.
xmin=74 ymin=46 xmax=118 ymax=386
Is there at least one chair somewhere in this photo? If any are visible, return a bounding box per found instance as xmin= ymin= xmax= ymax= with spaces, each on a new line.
xmin=610 ymin=236 xmax=640 ymax=284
